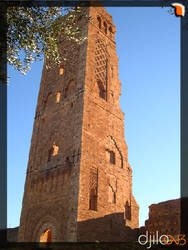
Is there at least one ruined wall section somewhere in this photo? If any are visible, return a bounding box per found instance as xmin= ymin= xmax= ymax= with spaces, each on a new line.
xmin=18 ymin=9 xmax=90 ymax=242
xmin=145 ymin=199 xmax=180 ymax=236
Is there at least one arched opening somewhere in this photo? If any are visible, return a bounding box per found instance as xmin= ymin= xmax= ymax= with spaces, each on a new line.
xmin=40 ymin=229 xmax=52 ymax=242
xmin=48 ymin=143 xmax=59 ymax=162
xmin=97 ymin=16 xmax=101 ymax=29
xmin=109 ymin=26 xmax=112 ymax=34
xmin=104 ymin=21 xmax=107 ymax=34
xmin=59 ymin=64 xmax=64 ymax=76
xmin=97 ymin=80 xmax=106 ymax=100
xmin=106 ymin=149 xmax=115 ymax=164
xmin=56 ymin=91 xmax=61 ymax=103
xmin=110 ymin=151 xmax=115 ymax=164
xmin=89 ymin=188 xmax=97 ymax=211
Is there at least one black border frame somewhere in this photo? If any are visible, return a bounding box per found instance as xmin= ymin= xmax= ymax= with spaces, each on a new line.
xmin=0 ymin=0 xmax=187 ymax=248
xmin=0 ymin=3 xmax=7 ymax=245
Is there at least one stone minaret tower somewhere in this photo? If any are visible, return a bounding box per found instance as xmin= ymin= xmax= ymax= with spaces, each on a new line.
xmin=18 ymin=6 xmax=139 ymax=242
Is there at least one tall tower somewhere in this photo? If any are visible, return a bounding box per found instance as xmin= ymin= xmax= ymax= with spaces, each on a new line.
xmin=18 ymin=6 xmax=139 ymax=242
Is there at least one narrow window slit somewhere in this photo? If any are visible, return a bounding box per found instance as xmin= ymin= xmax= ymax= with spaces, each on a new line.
xmin=97 ymin=16 xmax=101 ymax=29
xmin=59 ymin=65 xmax=64 ymax=76
xmin=89 ymin=168 xmax=98 ymax=211
xmin=56 ymin=92 xmax=61 ymax=103
xmin=48 ymin=142 xmax=59 ymax=161
xmin=104 ymin=21 xmax=107 ymax=34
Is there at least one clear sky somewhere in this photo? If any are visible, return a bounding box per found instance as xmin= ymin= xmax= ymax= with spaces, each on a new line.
xmin=8 ymin=6 xmax=180 ymax=228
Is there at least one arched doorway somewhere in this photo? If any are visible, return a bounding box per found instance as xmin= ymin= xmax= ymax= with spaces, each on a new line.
xmin=40 ymin=229 xmax=52 ymax=242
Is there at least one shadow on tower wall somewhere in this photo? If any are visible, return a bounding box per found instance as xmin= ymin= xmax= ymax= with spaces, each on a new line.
xmin=77 ymin=212 xmax=139 ymax=242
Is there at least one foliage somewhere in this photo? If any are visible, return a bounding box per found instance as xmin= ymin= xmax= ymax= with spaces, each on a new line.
xmin=7 ymin=6 xmax=87 ymax=74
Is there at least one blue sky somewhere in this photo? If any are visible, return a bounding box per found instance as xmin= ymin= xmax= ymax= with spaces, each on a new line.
xmin=8 ymin=7 xmax=180 ymax=228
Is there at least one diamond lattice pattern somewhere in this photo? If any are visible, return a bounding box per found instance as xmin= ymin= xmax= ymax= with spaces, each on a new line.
xmin=95 ymin=40 xmax=107 ymax=86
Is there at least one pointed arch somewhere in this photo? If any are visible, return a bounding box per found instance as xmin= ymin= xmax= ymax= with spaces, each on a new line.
xmin=32 ymin=215 xmax=58 ymax=242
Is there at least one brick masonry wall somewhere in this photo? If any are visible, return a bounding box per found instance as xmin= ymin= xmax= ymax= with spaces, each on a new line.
xmin=144 ymin=199 xmax=180 ymax=236
xmin=77 ymin=6 xmax=139 ymax=241
xmin=18 ymin=8 xmax=90 ymax=242
xmin=18 ymin=6 xmax=139 ymax=242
